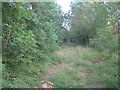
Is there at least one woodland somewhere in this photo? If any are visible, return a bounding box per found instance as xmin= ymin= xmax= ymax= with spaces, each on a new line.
xmin=2 ymin=2 xmax=119 ymax=88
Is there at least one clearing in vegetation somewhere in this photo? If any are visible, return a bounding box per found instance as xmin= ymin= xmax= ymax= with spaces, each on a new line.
xmin=39 ymin=45 xmax=118 ymax=88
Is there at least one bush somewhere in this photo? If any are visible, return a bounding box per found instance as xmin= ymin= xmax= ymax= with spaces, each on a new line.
xmin=89 ymin=27 xmax=118 ymax=53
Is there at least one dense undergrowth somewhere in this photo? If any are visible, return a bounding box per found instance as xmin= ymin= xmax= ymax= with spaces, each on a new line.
xmin=2 ymin=44 xmax=118 ymax=88
xmin=2 ymin=2 xmax=119 ymax=88
xmin=2 ymin=2 xmax=63 ymax=88
xmin=2 ymin=52 xmax=60 ymax=88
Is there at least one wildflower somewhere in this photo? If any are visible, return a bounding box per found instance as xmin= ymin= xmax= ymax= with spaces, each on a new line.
xmin=41 ymin=80 xmax=44 ymax=83
xmin=42 ymin=82 xmax=54 ymax=88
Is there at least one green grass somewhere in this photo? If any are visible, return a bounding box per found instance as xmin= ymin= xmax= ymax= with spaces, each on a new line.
xmin=0 ymin=54 xmax=2 ymax=88
xmin=2 ymin=45 xmax=118 ymax=88
xmin=73 ymin=60 xmax=90 ymax=67
xmin=51 ymin=68 xmax=86 ymax=88
xmin=2 ymin=53 xmax=59 ymax=88
xmin=2 ymin=61 xmax=46 ymax=88
xmin=49 ymin=45 xmax=118 ymax=88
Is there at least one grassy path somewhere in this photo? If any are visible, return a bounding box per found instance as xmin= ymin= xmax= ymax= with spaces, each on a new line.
xmin=43 ymin=59 xmax=80 ymax=83
xmin=40 ymin=45 xmax=118 ymax=88
xmin=2 ymin=45 xmax=117 ymax=88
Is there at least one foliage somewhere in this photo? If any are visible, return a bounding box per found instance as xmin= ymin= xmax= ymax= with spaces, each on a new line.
xmin=69 ymin=2 xmax=96 ymax=45
xmin=2 ymin=2 xmax=37 ymax=65
xmin=89 ymin=2 xmax=118 ymax=53
xmin=89 ymin=27 xmax=118 ymax=53
xmin=2 ymin=2 xmax=118 ymax=88
xmin=2 ymin=2 xmax=62 ymax=88
xmin=2 ymin=2 xmax=62 ymax=65
xmin=69 ymin=2 xmax=118 ymax=49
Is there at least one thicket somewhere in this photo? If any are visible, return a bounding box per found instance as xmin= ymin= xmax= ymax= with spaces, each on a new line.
xmin=2 ymin=2 xmax=64 ymax=88
xmin=69 ymin=2 xmax=118 ymax=53
xmin=2 ymin=2 xmax=63 ymax=65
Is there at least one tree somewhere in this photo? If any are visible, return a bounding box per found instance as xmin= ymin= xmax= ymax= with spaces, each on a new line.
xmin=69 ymin=2 xmax=118 ymax=49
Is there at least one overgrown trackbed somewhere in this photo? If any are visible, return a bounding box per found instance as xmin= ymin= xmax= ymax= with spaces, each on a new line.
xmin=42 ymin=46 xmax=106 ymax=88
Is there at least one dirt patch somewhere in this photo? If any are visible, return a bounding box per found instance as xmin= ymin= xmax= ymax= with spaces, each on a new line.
xmin=43 ymin=63 xmax=69 ymax=82
xmin=43 ymin=59 xmax=82 ymax=82
xmin=56 ymin=48 xmax=74 ymax=57
xmin=81 ymin=72 xmax=89 ymax=76
xmin=91 ymin=60 xmax=101 ymax=64
xmin=79 ymin=66 xmax=89 ymax=70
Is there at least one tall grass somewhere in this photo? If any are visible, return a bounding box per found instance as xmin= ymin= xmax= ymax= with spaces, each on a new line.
xmin=50 ymin=45 xmax=118 ymax=88
xmin=2 ymin=44 xmax=118 ymax=88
